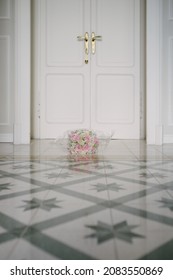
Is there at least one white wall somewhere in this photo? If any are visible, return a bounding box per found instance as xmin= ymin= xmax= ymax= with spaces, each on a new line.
xmin=162 ymin=0 xmax=173 ymax=143
xmin=0 ymin=0 xmax=14 ymax=142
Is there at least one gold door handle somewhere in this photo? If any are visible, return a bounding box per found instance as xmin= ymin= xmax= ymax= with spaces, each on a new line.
xmin=77 ymin=32 xmax=89 ymax=64
xmin=91 ymin=32 xmax=102 ymax=54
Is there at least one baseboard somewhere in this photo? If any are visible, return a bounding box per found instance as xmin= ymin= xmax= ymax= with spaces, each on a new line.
xmin=0 ymin=134 xmax=13 ymax=142
xmin=163 ymin=135 xmax=173 ymax=144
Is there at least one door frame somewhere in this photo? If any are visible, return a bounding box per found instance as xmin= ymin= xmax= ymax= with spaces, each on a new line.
xmin=13 ymin=0 xmax=30 ymax=144
xmin=146 ymin=0 xmax=163 ymax=145
xmin=13 ymin=0 xmax=162 ymax=144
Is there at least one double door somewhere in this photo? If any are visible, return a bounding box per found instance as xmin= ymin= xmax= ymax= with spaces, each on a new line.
xmin=36 ymin=0 xmax=140 ymax=139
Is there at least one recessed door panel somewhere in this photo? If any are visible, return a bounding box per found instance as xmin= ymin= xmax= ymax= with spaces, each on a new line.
xmin=46 ymin=0 xmax=84 ymax=66
xmin=96 ymin=75 xmax=134 ymax=123
xmin=96 ymin=0 xmax=135 ymax=67
xmin=46 ymin=74 xmax=84 ymax=123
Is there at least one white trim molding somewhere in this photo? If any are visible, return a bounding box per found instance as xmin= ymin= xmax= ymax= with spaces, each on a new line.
xmin=164 ymin=134 xmax=173 ymax=143
xmin=0 ymin=134 xmax=13 ymax=142
xmin=146 ymin=0 xmax=163 ymax=145
xmin=0 ymin=0 xmax=10 ymax=19
xmin=169 ymin=0 xmax=173 ymax=20
xmin=14 ymin=0 xmax=31 ymax=144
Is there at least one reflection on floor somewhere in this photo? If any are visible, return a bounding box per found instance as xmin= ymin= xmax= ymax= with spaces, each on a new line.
xmin=0 ymin=140 xmax=173 ymax=259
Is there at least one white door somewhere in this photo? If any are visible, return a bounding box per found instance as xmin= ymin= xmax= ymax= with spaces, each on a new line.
xmin=91 ymin=0 xmax=140 ymax=138
xmin=33 ymin=0 xmax=140 ymax=139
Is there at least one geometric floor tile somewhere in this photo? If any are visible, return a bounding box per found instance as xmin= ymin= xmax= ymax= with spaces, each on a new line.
xmin=1 ymin=139 xmax=173 ymax=259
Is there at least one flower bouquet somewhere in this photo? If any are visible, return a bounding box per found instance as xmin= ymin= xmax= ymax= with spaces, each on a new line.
xmin=68 ymin=129 xmax=99 ymax=156
xmin=56 ymin=129 xmax=113 ymax=159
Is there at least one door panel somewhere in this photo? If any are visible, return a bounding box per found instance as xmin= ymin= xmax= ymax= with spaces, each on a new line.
xmin=95 ymin=0 xmax=135 ymax=67
xmin=46 ymin=74 xmax=84 ymax=123
xmin=96 ymin=75 xmax=134 ymax=123
xmin=46 ymin=0 xmax=84 ymax=66
xmin=36 ymin=0 xmax=140 ymax=139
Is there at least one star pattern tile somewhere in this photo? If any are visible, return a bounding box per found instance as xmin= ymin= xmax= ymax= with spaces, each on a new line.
xmin=86 ymin=221 xmax=144 ymax=244
xmin=13 ymin=164 xmax=34 ymax=170
xmin=139 ymin=173 xmax=154 ymax=178
xmin=104 ymin=164 xmax=115 ymax=169
xmin=140 ymin=172 xmax=167 ymax=179
xmin=94 ymin=164 xmax=114 ymax=170
xmin=153 ymin=173 xmax=167 ymax=178
xmin=157 ymin=197 xmax=173 ymax=211
xmin=91 ymin=182 xmax=124 ymax=192
xmin=20 ymin=198 xmax=62 ymax=211
xmin=0 ymin=183 xmax=12 ymax=191
xmin=46 ymin=172 xmax=72 ymax=179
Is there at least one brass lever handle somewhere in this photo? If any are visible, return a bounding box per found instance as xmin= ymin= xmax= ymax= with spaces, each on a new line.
xmin=77 ymin=32 xmax=89 ymax=64
xmin=91 ymin=32 xmax=102 ymax=54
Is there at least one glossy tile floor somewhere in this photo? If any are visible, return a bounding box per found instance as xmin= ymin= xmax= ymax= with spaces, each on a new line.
xmin=0 ymin=139 xmax=173 ymax=259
